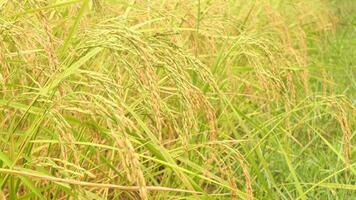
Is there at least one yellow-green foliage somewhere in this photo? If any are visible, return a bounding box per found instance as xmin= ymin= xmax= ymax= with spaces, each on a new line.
xmin=0 ymin=0 xmax=355 ymax=199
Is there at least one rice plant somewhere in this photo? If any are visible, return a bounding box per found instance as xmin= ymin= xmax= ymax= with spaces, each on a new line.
xmin=0 ymin=0 xmax=355 ymax=199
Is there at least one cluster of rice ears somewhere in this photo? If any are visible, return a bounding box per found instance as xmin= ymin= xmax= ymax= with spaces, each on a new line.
xmin=0 ymin=0 xmax=354 ymax=199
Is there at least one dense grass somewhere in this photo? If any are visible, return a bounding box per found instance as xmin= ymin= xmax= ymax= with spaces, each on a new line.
xmin=0 ymin=0 xmax=355 ymax=199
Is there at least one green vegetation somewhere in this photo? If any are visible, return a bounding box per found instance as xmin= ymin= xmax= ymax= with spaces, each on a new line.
xmin=0 ymin=0 xmax=355 ymax=199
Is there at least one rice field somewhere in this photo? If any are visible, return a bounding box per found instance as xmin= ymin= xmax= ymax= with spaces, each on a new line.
xmin=0 ymin=0 xmax=355 ymax=199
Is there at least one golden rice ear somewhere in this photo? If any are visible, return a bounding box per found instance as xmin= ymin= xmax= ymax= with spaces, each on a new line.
xmin=334 ymin=102 xmax=353 ymax=168
xmin=322 ymin=96 xmax=354 ymax=169
xmin=110 ymin=130 xmax=148 ymax=200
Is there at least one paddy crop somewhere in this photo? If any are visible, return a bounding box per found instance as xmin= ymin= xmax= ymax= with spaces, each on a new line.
xmin=0 ymin=0 xmax=355 ymax=199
